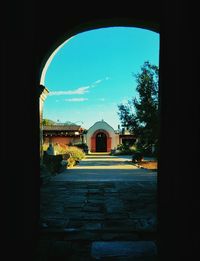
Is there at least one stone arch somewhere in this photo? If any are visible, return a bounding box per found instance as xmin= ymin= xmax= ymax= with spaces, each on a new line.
xmin=39 ymin=19 xmax=159 ymax=85
xmin=37 ymin=14 xmax=160 ymax=258
xmin=4 ymin=4 xmax=196 ymax=260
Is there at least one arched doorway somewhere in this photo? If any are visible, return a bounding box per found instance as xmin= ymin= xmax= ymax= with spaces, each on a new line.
xmin=96 ymin=132 xmax=107 ymax=152
xmin=90 ymin=129 xmax=112 ymax=152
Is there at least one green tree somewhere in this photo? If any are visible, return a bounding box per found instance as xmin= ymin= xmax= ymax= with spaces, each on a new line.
xmin=118 ymin=61 xmax=159 ymax=156
xmin=42 ymin=118 xmax=56 ymax=126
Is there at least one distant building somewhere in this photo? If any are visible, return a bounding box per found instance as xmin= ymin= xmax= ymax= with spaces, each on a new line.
xmin=84 ymin=120 xmax=119 ymax=152
xmin=42 ymin=120 xmax=136 ymax=153
xmin=43 ymin=124 xmax=83 ymax=145
xmin=84 ymin=120 xmax=136 ymax=153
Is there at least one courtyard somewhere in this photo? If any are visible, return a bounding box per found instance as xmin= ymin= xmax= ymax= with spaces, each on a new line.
xmin=35 ymin=153 xmax=157 ymax=260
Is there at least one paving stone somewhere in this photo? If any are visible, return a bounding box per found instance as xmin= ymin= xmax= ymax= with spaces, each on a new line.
xmin=64 ymin=228 xmax=81 ymax=232
xmin=45 ymin=214 xmax=65 ymax=219
xmin=105 ymin=212 xmax=128 ymax=220
xmin=83 ymin=222 xmax=102 ymax=230
xmin=64 ymin=212 xmax=84 ymax=219
xmin=116 ymin=232 xmax=139 ymax=240
xmin=87 ymin=198 xmax=105 ymax=204
xmin=63 ymin=231 xmax=101 ymax=240
xmin=37 ymin=155 xmax=157 ymax=260
xmin=105 ymin=202 xmax=124 ymax=213
xmin=66 ymin=197 xmax=87 ymax=203
xmin=91 ymin=241 xmax=157 ymax=259
xmin=65 ymin=220 xmax=85 ymax=229
xmin=128 ymin=212 xmax=155 ymax=219
xmin=82 ymin=205 xmax=102 ymax=212
xmin=102 ymin=220 xmax=137 ymax=232
xmin=104 ymin=188 xmax=118 ymax=193
xmin=135 ymin=218 xmax=157 ymax=231
xmin=42 ymin=218 xmax=69 ymax=228
xmin=87 ymin=188 xmax=102 ymax=193
xmin=81 ymin=212 xmax=105 ymax=220
xmin=85 ymin=202 xmax=105 ymax=208
xmin=100 ymin=232 xmax=120 ymax=240
xmin=64 ymin=202 xmax=85 ymax=208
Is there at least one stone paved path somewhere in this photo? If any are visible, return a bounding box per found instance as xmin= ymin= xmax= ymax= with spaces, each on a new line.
xmin=34 ymin=154 xmax=157 ymax=260
xmin=51 ymin=154 xmax=157 ymax=181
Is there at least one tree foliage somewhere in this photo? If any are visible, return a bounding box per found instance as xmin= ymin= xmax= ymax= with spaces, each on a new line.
xmin=118 ymin=61 xmax=159 ymax=155
xmin=42 ymin=118 xmax=56 ymax=126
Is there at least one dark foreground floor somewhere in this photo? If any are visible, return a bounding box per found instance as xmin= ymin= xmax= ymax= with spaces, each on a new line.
xmin=33 ymin=179 xmax=157 ymax=260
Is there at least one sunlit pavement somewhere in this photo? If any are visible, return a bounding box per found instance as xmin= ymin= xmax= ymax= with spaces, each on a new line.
xmin=34 ymin=154 xmax=157 ymax=260
xmin=52 ymin=154 xmax=157 ymax=181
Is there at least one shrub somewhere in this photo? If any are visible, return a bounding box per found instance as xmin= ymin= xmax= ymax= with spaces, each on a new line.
xmin=111 ymin=143 xmax=136 ymax=156
xmin=42 ymin=143 xmax=49 ymax=152
xmin=132 ymin=151 xmax=143 ymax=163
xmin=42 ymin=143 xmax=85 ymax=168
xmin=43 ymin=152 xmax=64 ymax=173
xmin=67 ymin=157 xmax=76 ymax=168
xmin=54 ymin=143 xmax=68 ymax=154
xmin=65 ymin=146 xmax=85 ymax=162
xmin=72 ymin=142 xmax=89 ymax=153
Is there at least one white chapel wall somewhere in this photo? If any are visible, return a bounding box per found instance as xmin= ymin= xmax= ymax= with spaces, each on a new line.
xmin=86 ymin=120 xmax=119 ymax=152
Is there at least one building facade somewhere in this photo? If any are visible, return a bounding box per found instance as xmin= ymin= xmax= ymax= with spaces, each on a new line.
xmin=84 ymin=120 xmax=119 ymax=153
xmin=43 ymin=125 xmax=83 ymax=145
xmin=84 ymin=120 xmax=136 ymax=153
xmin=43 ymin=120 xmax=136 ymax=153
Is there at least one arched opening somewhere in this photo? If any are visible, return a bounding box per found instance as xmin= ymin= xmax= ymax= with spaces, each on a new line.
xmin=39 ymin=25 xmax=159 ymax=157
xmin=91 ymin=129 xmax=111 ymax=152
xmin=96 ymin=132 xmax=107 ymax=152
xmin=4 ymin=5 xmax=197 ymax=260
xmin=38 ymin=21 xmax=159 ymax=260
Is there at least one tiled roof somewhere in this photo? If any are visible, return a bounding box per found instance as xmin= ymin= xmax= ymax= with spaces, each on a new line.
xmin=43 ymin=125 xmax=81 ymax=131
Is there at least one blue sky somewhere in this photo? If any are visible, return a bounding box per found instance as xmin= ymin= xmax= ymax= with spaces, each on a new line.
xmin=43 ymin=27 xmax=159 ymax=130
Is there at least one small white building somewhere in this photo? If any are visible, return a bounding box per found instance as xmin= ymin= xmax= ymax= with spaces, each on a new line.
xmin=84 ymin=120 xmax=119 ymax=153
xmin=84 ymin=120 xmax=135 ymax=153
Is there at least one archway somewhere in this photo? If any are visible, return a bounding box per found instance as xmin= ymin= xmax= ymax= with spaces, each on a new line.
xmin=4 ymin=4 xmax=196 ymax=260
xmin=96 ymin=132 xmax=107 ymax=152
xmin=38 ymin=20 xmax=159 ymax=260
xmin=90 ymin=129 xmax=112 ymax=152
xmin=39 ymin=25 xmax=159 ymax=157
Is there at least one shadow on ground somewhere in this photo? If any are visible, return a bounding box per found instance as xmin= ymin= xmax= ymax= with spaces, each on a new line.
xmin=34 ymin=155 xmax=157 ymax=260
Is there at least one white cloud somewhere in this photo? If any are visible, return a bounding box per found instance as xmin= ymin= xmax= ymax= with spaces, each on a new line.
xmin=91 ymin=79 xmax=102 ymax=88
xmin=49 ymin=86 xmax=90 ymax=96
xmin=49 ymin=76 xmax=110 ymax=96
xmin=64 ymin=98 xmax=88 ymax=102
xmin=93 ymin=79 xmax=102 ymax=84
xmin=91 ymin=77 xmax=110 ymax=87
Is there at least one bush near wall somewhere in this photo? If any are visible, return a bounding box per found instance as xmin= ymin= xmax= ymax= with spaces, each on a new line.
xmin=72 ymin=142 xmax=89 ymax=153
xmin=42 ymin=143 xmax=85 ymax=170
xmin=111 ymin=144 xmax=144 ymax=163
xmin=67 ymin=147 xmax=85 ymax=161
xmin=111 ymin=144 xmax=137 ymax=156
xmin=131 ymin=151 xmax=144 ymax=163
xmin=43 ymin=152 xmax=65 ymax=174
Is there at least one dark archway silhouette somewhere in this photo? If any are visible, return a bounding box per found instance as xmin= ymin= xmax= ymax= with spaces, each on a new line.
xmin=3 ymin=3 xmax=197 ymax=261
